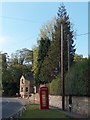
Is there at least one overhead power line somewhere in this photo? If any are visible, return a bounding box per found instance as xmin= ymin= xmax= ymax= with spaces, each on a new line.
xmin=0 ymin=15 xmax=89 ymax=37
xmin=76 ymin=33 xmax=90 ymax=36
xmin=0 ymin=15 xmax=41 ymax=23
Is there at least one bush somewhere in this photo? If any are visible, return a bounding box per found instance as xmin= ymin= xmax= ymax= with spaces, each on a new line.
xmin=65 ymin=58 xmax=89 ymax=96
xmin=48 ymin=77 xmax=61 ymax=95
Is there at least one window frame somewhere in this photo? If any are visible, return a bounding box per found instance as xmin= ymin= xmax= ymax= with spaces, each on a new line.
xmin=26 ymin=87 xmax=28 ymax=92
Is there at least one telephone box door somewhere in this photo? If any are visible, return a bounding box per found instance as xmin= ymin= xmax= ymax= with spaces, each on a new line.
xmin=39 ymin=86 xmax=49 ymax=110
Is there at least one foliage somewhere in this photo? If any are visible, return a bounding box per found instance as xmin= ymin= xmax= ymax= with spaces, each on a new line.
xmin=74 ymin=54 xmax=83 ymax=62
xmin=54 ymin=5 xmax=76 ymax=72
xmin=11 ymin=48 xmax=33 ymax=65
xmin=39 ymin=17 xmax=56 ymax=40
xmin=65 ymin=58 xmax=89 ymax=96
xmin=32 ymin=47 xmax=39 ymax=83
xmin=48 ymin=76 xmax=61 ymax=95
xmin=35 ymin=4 xmax=76 ymax=85
xmin=35 ymin=37 xmax=51 ymax=84
xmin=2 ymin=48 xmax=33 ymax=96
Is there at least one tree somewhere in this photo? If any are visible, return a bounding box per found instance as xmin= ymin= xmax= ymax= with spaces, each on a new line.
xmin=1 ymin=53 xmax=11 ymax=96
xmin=65 ymin=58 xmax=89 ymax=96
xmin=39 ymin=17 xmax=56 ymax=41
xmin=36 ymin=4 xmax=76 ymax=84
xmin=0 ymin=54 xmax=2 ymax=91
xmin=49 ymin=76 xmax=61 ymax=95
xmin=36 ymin=37 xmax=51 ymax=84
xmin=74 ymin=54 xmax=83 ymax=62
xmin=55 ymin=4 xmax=75 ymax=72
xmin=32 ymin=47 xmax=38 ymax=78
xmin=2 ymin=48 xmax=33 ymax=96
xmin=11 ymin=48 xmax=33 ymax=65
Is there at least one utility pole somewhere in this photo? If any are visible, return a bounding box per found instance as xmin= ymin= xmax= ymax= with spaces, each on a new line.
xmin=61 ymin=21 xmax=65 ymax=110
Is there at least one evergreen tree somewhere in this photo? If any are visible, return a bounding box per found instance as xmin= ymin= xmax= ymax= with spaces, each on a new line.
xmin=55 ymin=4 xmax=76 ymax=72
xmin=38 ymin=4 xmax=76 ymax=84
xmin=36 ymin=37 xmax=51 ymax=84
xmin=34 ymin=4 xmax=76 ymax=85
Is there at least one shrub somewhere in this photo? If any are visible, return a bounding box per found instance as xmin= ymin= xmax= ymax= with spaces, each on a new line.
xmin=48 ymin=77 xmax=61 ymax=95
xmin=65 ymin=58 xmax=89 ymax=96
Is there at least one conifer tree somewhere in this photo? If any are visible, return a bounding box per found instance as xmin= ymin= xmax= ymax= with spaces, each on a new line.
xmin=35 ymin=37 xmax=51 ymax=84
xmin=55 ymin=4 xmax=76 ymax=72
xmin=35 ymin=4 xmax=76 ymax=84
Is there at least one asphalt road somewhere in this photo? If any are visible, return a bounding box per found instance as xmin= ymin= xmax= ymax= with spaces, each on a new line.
xmin=0 ymin=97 xmax=28 ymax=119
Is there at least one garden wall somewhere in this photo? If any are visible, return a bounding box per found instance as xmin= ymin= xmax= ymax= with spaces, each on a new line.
xmin=29 ymin=94 xmax=90 ymax=117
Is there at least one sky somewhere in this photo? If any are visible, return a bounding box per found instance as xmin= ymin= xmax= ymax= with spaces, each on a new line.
xmin=0 ymin=2 xmax=88 ymax=57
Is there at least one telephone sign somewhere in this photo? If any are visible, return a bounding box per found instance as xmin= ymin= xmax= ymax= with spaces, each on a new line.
xmin=39 ymin=86 xmax=49 ymax=110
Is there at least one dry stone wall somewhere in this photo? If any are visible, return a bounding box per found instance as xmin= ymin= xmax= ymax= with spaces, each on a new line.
xmin=29 ymin=93 xmax=89 ymax=117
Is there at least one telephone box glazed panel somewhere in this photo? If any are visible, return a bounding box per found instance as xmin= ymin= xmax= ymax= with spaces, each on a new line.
xmin=39 ymin=86 xmax=49 ymax=110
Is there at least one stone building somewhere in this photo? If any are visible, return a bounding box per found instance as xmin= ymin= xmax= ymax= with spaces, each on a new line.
xmin=19 ymin=74 xmax=34 ymax=98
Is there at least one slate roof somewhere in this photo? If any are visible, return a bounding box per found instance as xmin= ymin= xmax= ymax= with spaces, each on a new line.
xmin=22 ymin=73 xmax=34 ymax=81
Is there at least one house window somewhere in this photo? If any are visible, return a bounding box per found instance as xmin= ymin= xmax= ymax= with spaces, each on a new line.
xmin=21 ymin=87 xmax=23 ymax=92
xmin=22 ymin=79 xmax=24 ymax=84
xmin=26 ymin=87 xmax=28 ymax=92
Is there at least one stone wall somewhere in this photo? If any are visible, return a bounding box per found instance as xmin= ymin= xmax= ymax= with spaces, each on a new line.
xmin=49 ymin=95 xmax=62 ymax=108
xmin=71 ymin=96 xmax=90 ymax=117
xmin=29 ymin=93 xmax=40 ymax=104
xmin=29 ymin=94 xmax=90 ymax=117
xmin=50 ymin=95 xmax=90 ymax=117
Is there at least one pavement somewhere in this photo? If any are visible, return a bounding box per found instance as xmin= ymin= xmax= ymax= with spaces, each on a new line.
xmin=60 ymin=110 xmax=89 ymax=119
xmin=50 ymin=106 xmax=90 ymax=119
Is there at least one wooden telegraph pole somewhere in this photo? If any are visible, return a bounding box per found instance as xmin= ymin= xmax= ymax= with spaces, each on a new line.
xmin=61 ymin=20 xmax=65 ymax=110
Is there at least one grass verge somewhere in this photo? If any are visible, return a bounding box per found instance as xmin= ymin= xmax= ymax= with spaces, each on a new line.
xmin=21 ymin=104 xmax=69 ymax=118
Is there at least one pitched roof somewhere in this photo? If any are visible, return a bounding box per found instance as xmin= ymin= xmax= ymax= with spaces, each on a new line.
xmin=22 ymin=73 xmax=34 ymax=81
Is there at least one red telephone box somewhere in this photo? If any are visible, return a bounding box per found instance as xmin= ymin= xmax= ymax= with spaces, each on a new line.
xmin=39 ymin=86 xmax=49 ymax=110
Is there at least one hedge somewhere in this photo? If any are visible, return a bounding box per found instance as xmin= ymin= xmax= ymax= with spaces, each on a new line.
xmin=65 ymin=58 xmax=89 ymax=96
xmin=48 ymin=77 xmax=61 ymax=95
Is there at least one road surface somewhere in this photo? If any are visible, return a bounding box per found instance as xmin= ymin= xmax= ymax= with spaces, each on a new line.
xmin=0 ymin=97 xmax=29 ymax=119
